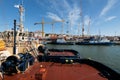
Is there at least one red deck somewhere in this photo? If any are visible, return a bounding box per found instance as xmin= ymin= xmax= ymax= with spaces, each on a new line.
xmin=2 ymin=62 xmax=107 ymax=80
xmin=39 ymin=51 xmax=75 ymax=56
xmin=49 ymin=51 xmax=75 ymax=56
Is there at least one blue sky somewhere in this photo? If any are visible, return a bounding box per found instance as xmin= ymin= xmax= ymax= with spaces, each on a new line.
xmin=0 ymin=0 xmax=120 ymax=36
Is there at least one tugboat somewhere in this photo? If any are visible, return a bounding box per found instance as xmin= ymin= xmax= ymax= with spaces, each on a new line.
xmin=0 ymin=1 xmax=119 ymax=80
xmin=76 ymin=37 xmax=113 ymax=45
xmin=1 ymin=44 xmax=120 ymax=80
xmin=47 ymin=37 xmax=75 ymax=45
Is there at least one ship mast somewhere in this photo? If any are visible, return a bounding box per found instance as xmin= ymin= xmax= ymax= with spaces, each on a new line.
xmin=80 ymin=0 xmax=84 ymax=37
xmin=19 ymin=4 xmax=24 ymax=32
xmin=14 ymin=1 xmax=24 ymax=33
xmin=87 ymin=17 xmax=91 ymax=36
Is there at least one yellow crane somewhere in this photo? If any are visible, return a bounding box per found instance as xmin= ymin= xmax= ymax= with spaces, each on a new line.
xmin=34 ymin=19 xmax=47 ymax=37
xmin=34 ymin=19 xmax=64 ymax=37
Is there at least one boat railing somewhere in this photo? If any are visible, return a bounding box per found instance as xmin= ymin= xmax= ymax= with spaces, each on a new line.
xmin=5 ymin=40 xmax=36 ymax=47
xmin=37 ymin=55 xmax=80 ymax=64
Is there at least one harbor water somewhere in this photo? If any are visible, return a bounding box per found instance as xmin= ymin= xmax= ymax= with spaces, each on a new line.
xmin=46 ymin=44 xmax=120 ymax=74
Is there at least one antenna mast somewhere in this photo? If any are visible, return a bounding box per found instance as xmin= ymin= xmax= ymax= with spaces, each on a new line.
xmin=19 ymin=3 xmax=24 ymax=32
xmin=14 ymin=0 xmax=24 ymax=33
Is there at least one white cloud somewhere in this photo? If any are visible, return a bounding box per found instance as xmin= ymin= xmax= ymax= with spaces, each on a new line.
xmin=14 ymin=5 xmax=19 ymax=8
xmin=84 ymin=15 xmax=91 ymax=26
xmin=68 ymin=6 xmax=81 ymax=26
xmin=49 ymin=0 xmax=72 ymax=18
xmin=47 ymin=12 xmax=62 ymax=21
xmin=100 ymin=0 xmax=117 ymax=17
xmin=47 ymin=1 xmax=81 ymax=26
xmin=41 ymin=0 xmax=81 ymax=34
xmin=105 ymin=16 xmax=117 ymax=21
xmin=63 ymin=0 xmax=71 ymax=11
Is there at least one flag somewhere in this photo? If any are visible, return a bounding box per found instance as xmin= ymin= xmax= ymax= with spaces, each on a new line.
xmin=14 ymin=5 xmax=19 ymax=8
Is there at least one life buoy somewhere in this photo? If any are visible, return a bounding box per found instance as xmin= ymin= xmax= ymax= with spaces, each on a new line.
xmin=0 ymin=40 xmax=6 ymax=51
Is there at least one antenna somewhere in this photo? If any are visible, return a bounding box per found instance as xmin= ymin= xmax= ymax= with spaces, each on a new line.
xmin=14 ymin=0 xmax=25 ymax=33
xmin=21 ymin=0 xmax=25 ymax=22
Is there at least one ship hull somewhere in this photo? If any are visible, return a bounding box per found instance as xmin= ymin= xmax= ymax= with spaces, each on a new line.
xmin=76 ymin=42 xmax=113 ymax=45
xmin=2 ymin=59 xmax=120 ymax=80
xmin=1 ymin=48 xmax=120 ymax=80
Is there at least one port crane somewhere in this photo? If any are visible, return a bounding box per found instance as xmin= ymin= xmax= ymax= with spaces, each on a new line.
xmin=34 ymin=19 xmax=64 ymax=37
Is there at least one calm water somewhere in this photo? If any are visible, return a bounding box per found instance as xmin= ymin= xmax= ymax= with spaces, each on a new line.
xmin=46 ymin=44 xmax=120 ymax=74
